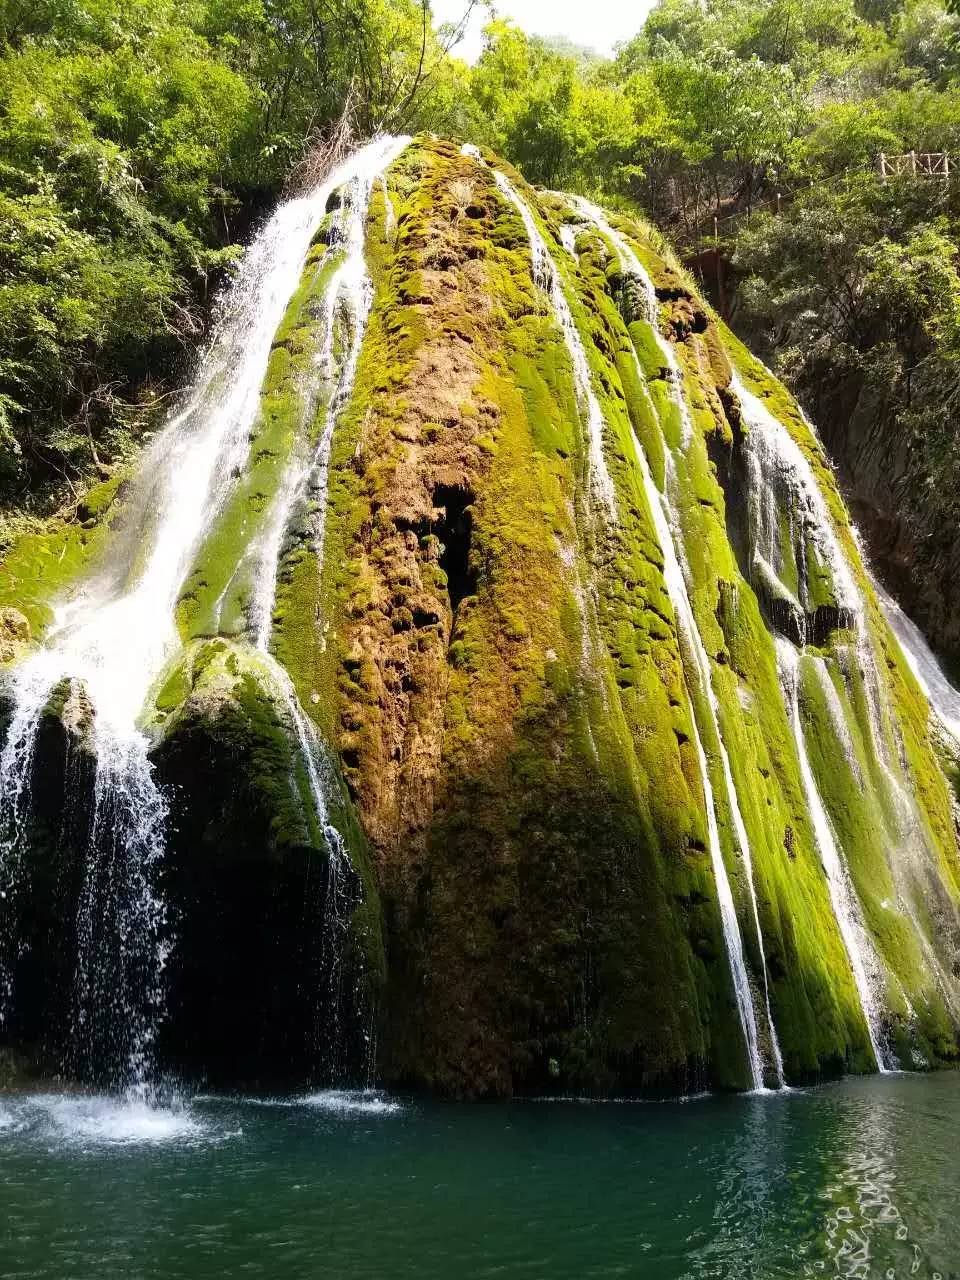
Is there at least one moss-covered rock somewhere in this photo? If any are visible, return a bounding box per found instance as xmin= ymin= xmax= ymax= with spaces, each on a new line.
xmin=148 ymin=638 xmax=379 ymax=1085
xmin=0 ymin=471 xmax=129 ymax=645
xmin=2 ymin=136 xmax=959 ymax=1097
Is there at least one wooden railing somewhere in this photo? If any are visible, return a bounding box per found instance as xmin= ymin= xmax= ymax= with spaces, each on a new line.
xmin=678 ymin=151 xmax=954 ymax=252
xmin=879 ymin=151 xmax=952 ymax=180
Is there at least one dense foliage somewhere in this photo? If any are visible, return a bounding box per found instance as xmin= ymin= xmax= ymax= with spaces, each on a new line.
xmin=459 ymin=1 xmax=960 ymax=621
xmin=4 ymin=0 xmax=960 ymax=559
xmin=0 ymin=0 xmax=460 ymax=513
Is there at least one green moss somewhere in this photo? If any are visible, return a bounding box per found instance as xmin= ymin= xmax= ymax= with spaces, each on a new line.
xmin=11 ymin=137 xmax=959 ymax=1095
xmin=0 ymin=471 xmax=128 ymax=642
xmin=175 ymin=243 xmax=346 ymax=641
xmin=565 ymin=199 xmax=903 ymax=1077
xmin=716 ymin=318 xmax=960 ymax=1066
xmin=272 ymin=139 xmax=763 ymax=1095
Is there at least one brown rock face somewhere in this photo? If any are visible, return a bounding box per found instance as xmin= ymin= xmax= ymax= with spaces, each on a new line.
xmin=336 ymin=159 xmax=497 ymax=866
xmin=0 ymin=607 xmax=30 ymax=663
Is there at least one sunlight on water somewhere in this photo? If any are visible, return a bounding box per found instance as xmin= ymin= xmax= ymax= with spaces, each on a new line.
xmin=0 ymin=1075 xmax=957 ymax=1278
xmin=818 ymin=1103 xmax=942 ymax=1280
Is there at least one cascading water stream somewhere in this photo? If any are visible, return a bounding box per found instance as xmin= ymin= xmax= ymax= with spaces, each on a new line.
xmin=873 ymin=581 xmax=960 ymax=745
xmin=571 ymin=198 xmax=779 ymax=1089
xmin=776 ymin=640 xmax=889 ymax=1071
xmin=840 ymin=540 xmax=960 ymax=1027
xmin=733 ymin=379 xmax=918 ymax=858
xmin=488 ymin=171 xmax=618 ymax=521
xmin=628 ymin=431 xmax=768 ymax=1091
xmin=248 ymin=136 xmax=408 ymax=1069
xmin=570 ymin=198 xmax=694 ymax=446
xmin=252 ymin=137 xmax=409 ymax=647
xmin=857 ymin=580 xmax=960 ymax=1028
xmin=260 ymin=653 xmax=357 ymax=1069
xmin=730 ymin=375 xmax=896 ymax=1069
xmin=0 ymin=135 xmax=407 ymax=1090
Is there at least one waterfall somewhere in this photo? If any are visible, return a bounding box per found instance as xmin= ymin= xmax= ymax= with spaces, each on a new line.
xmin=731 ymin=375 xmax=897 ymax=1069
xmin=487 ymin=170 xmax=618 ymax=521
xmin=571 ymin=199 xmax=780 ymax=1089
xmin=629 ymin=435 xmax=767 ymax=1090
xmin=0 ymin=135 xmax=407 ymax=1090
xmin=249 ymin=137 xmax=409 ymax=1071
xmin=733 ymin=376 xmax=904 ymax=765
xmin=732 ymin=377 xmax=914 ymax=818
xmin=252 ymin=136 xmax=409 ymax=647
xmin=558 ymin=224 xmax=580 ymax=256
xmin=732 ymin=376 xmax=860 ymax=637
xmin=873 ymin=581 xmax=960 ymax=745
xmin=257 ymin=654 xmax=356 ymax=1072
xmin=571 ymin=198 xmax=694 ymax=446
xmin=776 ymin=640 xmax=890 ymax=1071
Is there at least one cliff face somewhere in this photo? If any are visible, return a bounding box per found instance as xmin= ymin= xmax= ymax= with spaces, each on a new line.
xmin=2 ymin=137 xmax=960 ymax=1097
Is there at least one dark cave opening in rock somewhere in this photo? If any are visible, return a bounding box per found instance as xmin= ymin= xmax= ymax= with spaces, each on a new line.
xmin=433 ymin=484 xmax=477 ymax=615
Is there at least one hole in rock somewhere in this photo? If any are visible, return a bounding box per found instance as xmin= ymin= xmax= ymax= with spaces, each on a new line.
xmin=432 ymin=484 xmax=477 ymax=615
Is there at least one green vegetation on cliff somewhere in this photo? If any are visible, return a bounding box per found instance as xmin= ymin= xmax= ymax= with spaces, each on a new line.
xmin=5 ymin=128 xmax=960 ymax=1096
xmin=2 ymin=0 xmax=960 ymax=1107
xmin=6 ymin=0 xmax=960 ymax=678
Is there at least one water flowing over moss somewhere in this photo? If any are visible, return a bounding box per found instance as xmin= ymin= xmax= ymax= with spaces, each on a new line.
xmin=1 ymin=136 xmax=959 ymax=1097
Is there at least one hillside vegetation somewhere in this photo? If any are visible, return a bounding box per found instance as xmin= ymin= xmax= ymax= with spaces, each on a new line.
xmin=3 ymin=0 xmax=960 ymax=656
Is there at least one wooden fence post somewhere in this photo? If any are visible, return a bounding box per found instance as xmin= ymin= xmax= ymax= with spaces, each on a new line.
xmin=910 ymin=149 xmax=917 ymax=176
xmin=879 ymin=152 xmax=887 ymax=182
